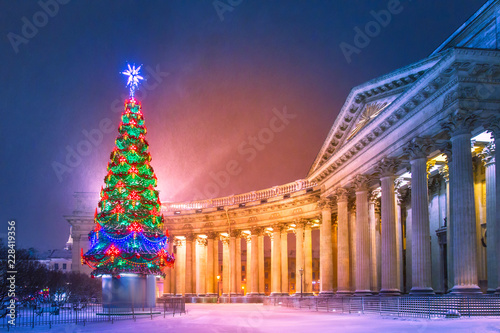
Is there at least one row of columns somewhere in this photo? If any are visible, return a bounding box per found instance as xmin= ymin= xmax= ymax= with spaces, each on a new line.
xmin=163 ymin=112 xmax=498 ymax=297
xmin=165 ymin=223 xmax=318 ymax=297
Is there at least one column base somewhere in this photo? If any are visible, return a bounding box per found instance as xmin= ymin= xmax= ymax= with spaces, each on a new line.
xmin=269 ymin=292 xmax=282 ymax=296
xmin=354 ymin=290 xmax=373 ymax=296
xmin=161 ymin=293 xmax=174 ymax=297
xmin=246 ymin=292 xmax=261 ymax=297
xmin=379 ymin=289 xmax=401 ymax=296
xmin=336 ymin=290 xmax=352 ymax=296
xmin=410 ymin=287 xmax=434 ymax=295
xmin=486 ymin=288 xmax=497 ymax=294
xmin=205 ymin=293 xmax=218 ymax=297
xmin=450 ymin=285 xmax=482 ymax=295
xmin=318 ymin=291 xmax=335 ymax=297
xmin=184 ymin=293 xmax=196 ymax=297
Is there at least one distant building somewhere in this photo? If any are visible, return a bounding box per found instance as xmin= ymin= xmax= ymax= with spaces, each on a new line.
xmin=37 ymin=228 xmax=73 ymax=272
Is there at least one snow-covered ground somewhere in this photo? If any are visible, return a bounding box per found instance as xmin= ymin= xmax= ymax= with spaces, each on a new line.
xmin=6 ymin=303 xmax=500 ymax=332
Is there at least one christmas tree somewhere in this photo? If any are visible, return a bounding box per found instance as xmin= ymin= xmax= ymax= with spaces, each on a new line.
xmin=82 ymin=64 xmax=174 ymax=277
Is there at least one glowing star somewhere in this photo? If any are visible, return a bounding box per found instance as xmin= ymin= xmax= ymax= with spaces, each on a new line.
xmin=121 ymin=63 xmax=144 ymax=97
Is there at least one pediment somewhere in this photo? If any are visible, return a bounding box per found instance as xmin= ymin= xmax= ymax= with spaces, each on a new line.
xmin=307 ymin=57 xmax=438 ymax=176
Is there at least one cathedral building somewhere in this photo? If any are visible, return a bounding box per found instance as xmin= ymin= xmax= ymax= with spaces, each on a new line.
xmin=68 ymin=0 xmax=500 ymax=298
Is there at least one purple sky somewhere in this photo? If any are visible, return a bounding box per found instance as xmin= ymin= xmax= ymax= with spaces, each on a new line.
xmin=0 ymin=0 xmax=486 ymax=251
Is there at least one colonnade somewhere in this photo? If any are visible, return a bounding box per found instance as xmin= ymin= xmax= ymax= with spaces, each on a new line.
xmin=163 ymin=113 xmax=499 ymax=297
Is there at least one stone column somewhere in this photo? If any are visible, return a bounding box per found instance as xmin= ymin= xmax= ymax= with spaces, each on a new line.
xmin=369 ymin=190 xmax=381 ymax=292
xmin=404 ymin=138 xmax=434 ymax=295
xmin=376 ymin=157 xmax=401 ymax=295
xmin=248 ymin=228 xmax=261 ymax=296
xmin=196 ymin=237 xmax=207 ymax=296
xmin=221 ymin=235 xmax=230 ymax=296
xmin=319 ymin=198 xmax=335 ymax=296
xmin=229 ymin=231 xmax=239 ymax=296
xmin=214 ymin=238 xmax=220 ymax=295
xmin=442 ymin=110 xmax=481 ymax=294
xmin=245 ymin=234 xmax=251 ymax=296
xmin=335 ymin=188 xmax=351 ymax=294
xmin=281 ymin=229 xmax=289 ymax=295
xmin=348 ymin=201 xmax=356 ymax=291
xmin=484 ymin=117 xmax=500 ymax=293
xmin=185 ymin=234 xmax=195 ymax=296
xmin=169 ymin=239 xmax=176 ymax=295
xmin=236 ymin=236 xmax=242 ymax=295
xmin=175 ymin=238 xmax=185 ymax=295
xmin=480 ymin=143 xmax=497 ymax=293
xmin=258 ymin=234 xmax=265 ymax=294
xmin=163 ymin=240 xmax=174 ymax=296
xmin=271 ymin=225 xmax=282 ymax=296
xmin=295 ymin=222 xmax=305 ymax=295
xmin=304 ymin=223 xmax=313 ymax=294
xmin=353 ymin=175 xmax=372 ymax=295
xmin=206 ymin=232 xmax=217 ymax=296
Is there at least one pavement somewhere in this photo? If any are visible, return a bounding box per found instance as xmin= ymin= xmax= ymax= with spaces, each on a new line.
xmin=7 ymin=303 xmax=500 ymax=332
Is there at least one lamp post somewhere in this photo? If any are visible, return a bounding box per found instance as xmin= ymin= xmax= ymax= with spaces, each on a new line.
xmin=299 ymin=267 xmax=304 ymax=299
xmin=217 ymin=275 xmax=220 ymax=304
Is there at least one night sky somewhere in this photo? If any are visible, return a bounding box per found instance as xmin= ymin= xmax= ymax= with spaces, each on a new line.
xmin=0 ymin=0 xmax=486 ymax=251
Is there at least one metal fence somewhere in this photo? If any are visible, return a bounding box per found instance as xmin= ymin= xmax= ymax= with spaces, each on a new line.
xmin=0 ymin=297 xmax=186 ymax=330
xmin=264 ymin=295 xmax=500 ymax=318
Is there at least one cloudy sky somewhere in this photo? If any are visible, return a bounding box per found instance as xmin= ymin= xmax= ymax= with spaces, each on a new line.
xmin=0 ymin=0 xmax=486 ymax=250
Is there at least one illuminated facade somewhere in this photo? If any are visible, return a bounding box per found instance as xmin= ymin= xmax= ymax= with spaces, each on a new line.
xmin=68 ymin=1 xmax=500 ymax=297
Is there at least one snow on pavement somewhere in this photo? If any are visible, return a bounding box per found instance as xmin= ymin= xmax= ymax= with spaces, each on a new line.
xmin=6 ymin=303 xmax=500 ymax=332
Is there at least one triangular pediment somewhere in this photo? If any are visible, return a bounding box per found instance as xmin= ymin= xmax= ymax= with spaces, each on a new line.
xmin=307 ymin=55 xmax=440 ymax=176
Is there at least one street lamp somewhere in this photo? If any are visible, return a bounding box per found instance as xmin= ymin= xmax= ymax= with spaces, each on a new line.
xmin=299 ymin=267 xmax=304 ymax=299
xmin=217 ymin=275 xmax=220 ymax=304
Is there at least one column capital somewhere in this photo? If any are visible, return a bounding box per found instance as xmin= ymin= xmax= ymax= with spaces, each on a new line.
xmin=479 ymin=142 xmax=495 ymax=166
xmin=206 ymin=231 xmax=219 ymax=240
xmin=271 ymin=223 xmax=284 ymax=232
xmin=220 ymin=234 xmax=230 ymax=244
xmin=197 ymin=237 xmax=208 ymax=246
xmin=230 ymin=229 xmax=241 ymax=238
xmin=437 ymin=141 xmax=453 ymax=163
xmin=376 ymin=157 xmax=400 ymax=178
xmin=441 ymin=109 xmax=478 ymax=137
xmin=352 ymin=174 xmax=370 ymax=192
xmin=438 ymin=165 xmax=449 ymax=182
xmin=173 ymin=237 xmax=185 ymax=247
xmin=317 ymin=197 xmax=334 ymax=210
xmin=333 ymin=187 xmax=349 ymax=202
xmin=369 ymin=188 xmax=381 ymax=203
xmin=250 ymin=226 xmax=264 ymax=236
xmin=185 ymin=233 xmax=196 ymax=242
xmin=404 ymin=137 xmax=433 ymax=160
xmin=484 ymin=115 xmax=500 ymax=138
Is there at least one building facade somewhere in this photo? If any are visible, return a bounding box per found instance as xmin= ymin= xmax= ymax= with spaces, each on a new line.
xmin=68 ymin=1 xmax=500 ymax=297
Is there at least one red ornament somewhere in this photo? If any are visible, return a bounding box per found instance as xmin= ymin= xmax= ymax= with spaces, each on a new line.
xmin=111 ymin=204 xmax=125 ymax=214
xmin=130 ymin=119 xmax=137 ymax=127
xmin=128 ymin=166 xmax=138 ymax=175
xmin=128 ymin=191 xmax=140 ymax=201
xmin=116 ymin=180 xmax=125 ymax=188
xmin=119 ymin=156 xmax=127 ymax=164
xmin=130 ymin=145 xmax=137 ymax=151
xmin=116 ymin=275 xmax=121 ymax=279
xmin=128 ymin=222 xmax=143 ymax=233
xmin=105 ymin=244 xmax=120 ymax=257
xmin=166 ymin=229 xmax=170 ymax=237
xmin=91 ymin=275 xmax=95 ymax=279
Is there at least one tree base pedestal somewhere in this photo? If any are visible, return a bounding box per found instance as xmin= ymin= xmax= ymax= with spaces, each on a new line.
xmin=102 ymin=274 xmax=156 ymax=309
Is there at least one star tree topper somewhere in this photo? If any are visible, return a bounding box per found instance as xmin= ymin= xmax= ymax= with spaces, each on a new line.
xmin=122 ymin=63 xmax=144 ymax=97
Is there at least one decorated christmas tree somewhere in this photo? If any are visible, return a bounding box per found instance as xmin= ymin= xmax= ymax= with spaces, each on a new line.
xmin=82 ymin=64 xmax=174 ymax=277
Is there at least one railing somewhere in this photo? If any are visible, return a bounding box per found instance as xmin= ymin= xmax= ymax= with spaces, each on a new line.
xmin=0 ymin=298 xmax=186 ymax=330
xmin=264 ymin=295 xmax=500 ymax=318
xmin=162 ymin=179 xmax=317 ymax=212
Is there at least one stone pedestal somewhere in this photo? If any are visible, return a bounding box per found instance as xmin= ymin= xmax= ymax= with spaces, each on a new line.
xmin=102 ymin=274 xmax=156 ymax=309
